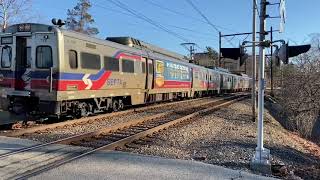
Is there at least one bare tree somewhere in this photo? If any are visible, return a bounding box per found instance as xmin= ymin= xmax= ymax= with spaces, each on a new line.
xmin=66 ymin=0 xmax=99 ymax=35
xmin=277 ymin=34 xmax=320 ymax=140
xmin=206 ymin=46 xmax=219 ymax=67
xmin=0 ymin=0 xmax=32 ymax=31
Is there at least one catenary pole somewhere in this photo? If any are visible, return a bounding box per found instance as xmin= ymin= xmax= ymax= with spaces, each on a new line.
xmin=251 ymin=0 xmax=271 ymax=173
xmin=219 ymin=31 xmax=222 ymax=67
xmin=252 ymin=0 xmax=257 ymax=122
xmin=257 ymin=0 xmax=266 ymax=156
xmin=270 ymin=26 xmax=273 ymax=96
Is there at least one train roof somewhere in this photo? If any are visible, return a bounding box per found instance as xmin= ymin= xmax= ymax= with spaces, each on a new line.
xmin=3 ymin=23 xmax=252 ymax=78
xmin=106 ymin=37 xmax=188 ymax=62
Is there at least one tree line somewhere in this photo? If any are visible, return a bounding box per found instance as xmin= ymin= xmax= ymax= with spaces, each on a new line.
xmin=272 ymin=34 xmax=320 ymax=142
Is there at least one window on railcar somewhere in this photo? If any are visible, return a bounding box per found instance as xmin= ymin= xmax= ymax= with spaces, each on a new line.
xmin=81 ymin=52 xmax=101 ymax=70
xmin=148 ymin=63 xmax=153 ymax=74
xmin=135 ymin=61 xmax=142 ymax=73
xmin=1 ymin=46 xmax=12 ymax=68
xmin=26 ymin=47 xmax=31 ymax=68
xmin=69 ymin=50 xmax=78 ymax=69
xmin=142 ymin=62 xmax=146 ymax=73
xmin=104 ymin=56 xmax=119 ymax=71
xmin=194 ymin=71 xmax=198 ymax=79
xmin=36 ymin=46 xmax=52 ymax=68
xmin=122 ymin=59 xmax=134 ymax=73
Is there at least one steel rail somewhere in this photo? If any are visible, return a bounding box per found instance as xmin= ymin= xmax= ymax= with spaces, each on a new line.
xmin=13 ymin=94 xmax=248 ymax=180
xmin=0 ymin=95 xmax=234 ymax=158
xmin=98 ymin=95 xmax=248 ymax=150
xmin=0 ymin=111 xmax=170 ymax=159
xmin=1 ymin=97 xmax=211 ymax=137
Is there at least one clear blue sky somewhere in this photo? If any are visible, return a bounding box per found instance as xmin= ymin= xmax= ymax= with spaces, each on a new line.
xmin=31 ymin=0 xmax=319 ymax=55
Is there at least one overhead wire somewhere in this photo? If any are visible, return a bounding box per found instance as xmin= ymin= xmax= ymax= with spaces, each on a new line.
xmin=95 ymin=0 xmax=211 ymax=51
xmin=185 ymin=0 xmax=220 ymax=33
xmin=93 ymin=0 xmax=222 ymax=41
xmin=142 ymin=0 xmax=238 ymax=33
xmin=243 ymin=34 xmax=250 ymax=42
xmin=93 ymin=1 xmax=216 ymax=39
xmin=185 ymin=0 xmax=236 ymax=47
xmin=108 ymin=0 xmax=191 ymax=43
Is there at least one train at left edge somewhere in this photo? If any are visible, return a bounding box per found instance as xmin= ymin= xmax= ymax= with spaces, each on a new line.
xmin=0 ymin=23 xmax=251 ymax=125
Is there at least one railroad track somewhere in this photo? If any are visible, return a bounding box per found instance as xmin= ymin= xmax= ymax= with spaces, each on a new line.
xmin=0 ymin=94 xmax=248 ymax=179
xmin=1 ymin=96 xmax=215 ymax=137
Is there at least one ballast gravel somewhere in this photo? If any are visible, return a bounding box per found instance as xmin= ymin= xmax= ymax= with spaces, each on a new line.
xmin=129 ymin=100 xmax=320 ymax=179
xmin=20 ymin=98 xmax=214 ymax=143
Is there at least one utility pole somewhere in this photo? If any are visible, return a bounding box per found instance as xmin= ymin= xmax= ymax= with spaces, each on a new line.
xmin=251 ymin=0 xmax=271 ymax=173
xmin=181 ymin=43 xmax=196 ymax=63
xmin=252 ymin=0 xmax=257 ymax=122
xmin=218 ymin=31 xmax=222 ymax=67
xmin=270 ymin=26 xmax=274 ymax=96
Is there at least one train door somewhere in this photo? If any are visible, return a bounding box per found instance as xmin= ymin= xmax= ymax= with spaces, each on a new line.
xmin=142 ymin=57 xmax=148 ymax=90
xmin=147 ymin=59 xmax=154 ymax=90
xmin=190 ymin=67 xmax=193 ymax=89
xmin=220 ymin=74 xmax=224 ymax=91
xmin=32 ymin=32 xmax=57 ymax=94
xmin=0 ymin=35 xmax=14 ymax=89
xmin=231 ymin=76 xmax=235 ymax=90
xmin=14 ymin=36 xmax=31 ymax=90
xmin=205 ymin=70 xmax=209 ymax=90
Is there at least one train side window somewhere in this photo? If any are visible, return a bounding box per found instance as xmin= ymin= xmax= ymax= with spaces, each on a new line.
xmin=81 ymin=52 xmax=101 ymax=70
xmin=69 ymin=50 xmax=78 ymax=69
xmin=142 ymin=62 xmax=146 ymax=73
xmin=148 ymin=63 xmax=153 ymax=74
xmin=122 ymin=59 xmax=134 ymax=73
xmin=194 ymin=71 xmax=198 ymax=79
xmin=36 ymin=46 xmax=52 ymax=68
xmin=1 ymin=46 xmax=12 ymax=68
xmin=26 ymin=47 xmax=31 ymax=68
xmin=104 ymin=56 xmax=119 ymax=71
xmin=135 ymin=61 xmax=142 ymax=73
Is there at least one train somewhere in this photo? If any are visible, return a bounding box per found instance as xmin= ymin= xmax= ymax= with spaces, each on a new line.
xmin=0 ymin=23 xmax=251 ymax=125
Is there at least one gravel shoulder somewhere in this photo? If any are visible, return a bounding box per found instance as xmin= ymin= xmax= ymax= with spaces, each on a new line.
xmin=128 ymin=99 xmax=320 ymax=179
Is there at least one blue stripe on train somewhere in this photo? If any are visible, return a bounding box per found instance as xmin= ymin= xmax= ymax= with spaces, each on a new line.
xmin=0 ymin=69 xmax=106 ymax=81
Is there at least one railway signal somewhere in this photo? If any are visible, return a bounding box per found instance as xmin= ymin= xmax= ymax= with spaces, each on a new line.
xmin=220 ymin=46 xmax=249 ymax=66
xmin=274 ymin=43 xmax=311 ymax=65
